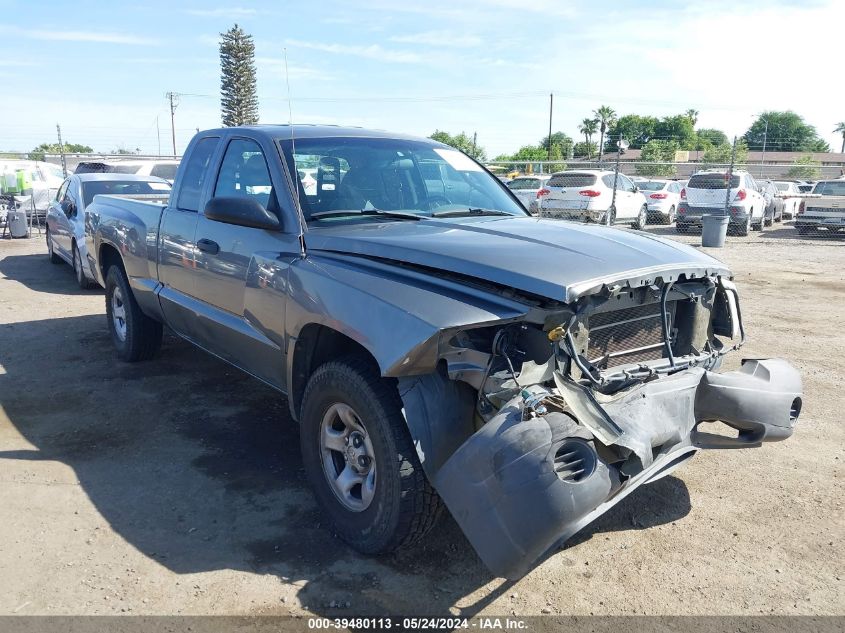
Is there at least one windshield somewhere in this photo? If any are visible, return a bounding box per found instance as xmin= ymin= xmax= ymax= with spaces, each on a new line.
xmin=278 ymin=137 xmax=526 ymax=220
xmin=508 ymin=178 xmax=542 ymax=190
xmin=813 ymin=181 xmax=845 ymax=196
xmin=688 ymin=173 xmax=741 ymax=189
xmin=637 ymin=181 xmax=667 ymax=191
xmin=81 ymin=179 xmax=171 ymax=206
xmin=547 ymin=173 xmax=597 ymax=188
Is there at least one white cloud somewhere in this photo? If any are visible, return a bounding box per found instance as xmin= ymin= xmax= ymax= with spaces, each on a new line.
xmin=284 ymin=39 xmax=422 ymax=64
xmin=0 ymin=26 xmax=157 ymax=45
xmin=183 ymin=7 xmax=257 ymax=18
xmin=389 ymin=30 xmax=482 ymax=48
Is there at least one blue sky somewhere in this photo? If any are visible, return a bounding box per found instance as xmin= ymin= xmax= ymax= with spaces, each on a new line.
xmin=0 ymin=0 xmax=842 ymax=156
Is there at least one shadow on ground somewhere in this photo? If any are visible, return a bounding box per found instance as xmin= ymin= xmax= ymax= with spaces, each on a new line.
xmin=0 ymin=261 xmax=692 ymax=616
xmin=0 ymin=252 xmax=103 ymax=296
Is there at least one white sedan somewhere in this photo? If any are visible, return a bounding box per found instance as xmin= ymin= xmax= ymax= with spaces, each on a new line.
xmin=636 ymin=179 xmax=682 ymax=224
xmin=506 ymin=175 xmax=551 ymax=214
xmin=773 ymin=181 xmax=803 ymax=219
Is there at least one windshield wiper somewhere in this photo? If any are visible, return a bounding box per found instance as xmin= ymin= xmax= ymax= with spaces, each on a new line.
xmin=310 ymin=209 xmax=422 ymax=221
xmin=432 ymin=208 xmax=513 ymax=218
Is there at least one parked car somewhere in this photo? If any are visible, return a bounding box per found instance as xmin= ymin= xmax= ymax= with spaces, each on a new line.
xmin=677 ymin=170 xmax=767 ymax=236
xmin=46 ymin=173 xmax=171 ymax=288
xmin=86 ymin=125 xmax=802 ymax=580
xmin=537 ymin=169 xmax=648 ymax=228
xmin=75 ymin=159 xmax=180 ymax=183
xmin=759 ymin=180 xmax=784 ymax=225
xmin=636 ymin=179 xmax=682 ymax=224
xmin=0 ymin=159 xmax=66 ymax=217
xmin=795 ymin=179 xmax=845 ymax=235
xmin=506 ymin=174 xmax=551 ymax=214
xmin=773 ymin=181 xmax=803 ymax=219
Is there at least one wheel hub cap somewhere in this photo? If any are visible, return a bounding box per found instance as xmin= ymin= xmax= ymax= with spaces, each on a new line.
xmin=319 ymin=403 xmax=376 ymax=512
xmin=111 ymin=287 xmax=127 ymax=342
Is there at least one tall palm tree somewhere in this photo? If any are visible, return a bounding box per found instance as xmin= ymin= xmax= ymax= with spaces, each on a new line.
xmin=578 ymin=118 xmax=598 ymax=158
xmin=685 ymin=108 xmax=699 ymax=127
xmin=835 ymin=122 xmax=845 ymax=154
xmin=593 ymin=105 xmax=616 ymax=161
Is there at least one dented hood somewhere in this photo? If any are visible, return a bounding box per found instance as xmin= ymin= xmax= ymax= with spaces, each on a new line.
xmin=305 ymin=216 xmax=731 ymax=302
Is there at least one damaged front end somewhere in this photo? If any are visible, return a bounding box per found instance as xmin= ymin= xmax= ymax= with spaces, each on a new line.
xmin=401 ymin=270 xmax=802 ymax=579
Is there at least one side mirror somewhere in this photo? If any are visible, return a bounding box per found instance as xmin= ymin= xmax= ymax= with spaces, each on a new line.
xmin=204 ymin=196 xmax=280 ymax=230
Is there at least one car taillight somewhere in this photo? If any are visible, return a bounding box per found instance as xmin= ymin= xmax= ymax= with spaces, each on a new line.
xmin=680 ymin=188 xmax=686 ymax=200
xmin=537 ymin=188 xmax=550 ymax=198
xmin=578 ymin=189 xmax=601 ymax=197
xmin=650 ymin=193 xmax=668 ymax=199
xmin=734 ymin=189 xmax=747 ymax=201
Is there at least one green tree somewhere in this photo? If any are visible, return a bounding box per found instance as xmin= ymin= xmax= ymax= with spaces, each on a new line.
xmin=577 ymin=119 xmax=598 ymax=157
xmin=572 ymin=141 xmax=597 ymax=158
xmin=219 ymin=24 xmax=259 ymax=127
xmin=429 ymin=130 xmax=486 ymax=161
xmin=654 ymin=115 xmax=697 ymax=149
xmin=835 ymin=122 xmax=845 ymax=154
xmin=786 ymin=155 xmax=822 ymax=180
xmin=702 ymin=140 xmax=748 ymax=168
xmin=685 ymin=109 xmax=699 ymax=127
xmin=636 ymin=140 xmax=680 ymax=177
xmin=695 ymin=128 xmax=728 ymax=149
xmin=540 ymin=131 xmax=573 ymax=160
xmin=28 ymin=142 xmax=93 ymax=161
xmin=606 ymin=114 xmax=659 ymax=149
xmin=593 ymin=105 xmax=616 ymax=161
xmin=744 ymin=111 xmax=828 ymax=152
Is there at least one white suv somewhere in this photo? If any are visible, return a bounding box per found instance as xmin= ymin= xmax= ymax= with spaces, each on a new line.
xmin=537 ymin=169 xmax=648 ymax=229
xmin=678 ymin=170 xmax=767 ymax=236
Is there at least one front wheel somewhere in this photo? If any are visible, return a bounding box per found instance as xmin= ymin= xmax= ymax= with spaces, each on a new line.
xmin=300 ymin=358 xmax=441 ymax=554
xmin=632 ymin=204 xmax=647 ymax=230
xmin=104 ymin=265 xmax=162 ymax=362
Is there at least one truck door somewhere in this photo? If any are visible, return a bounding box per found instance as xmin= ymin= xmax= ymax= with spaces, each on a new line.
xmin=190 ymin=136 xmax=301 ymax=389
xmin=157 ymin=136 xmax=219 ymax=336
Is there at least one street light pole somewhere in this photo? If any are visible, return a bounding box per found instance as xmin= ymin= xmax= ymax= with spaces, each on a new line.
xmin=760 ymin=118 xmax=768 ymax=178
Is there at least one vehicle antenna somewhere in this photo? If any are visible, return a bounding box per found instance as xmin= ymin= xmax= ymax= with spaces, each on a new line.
xmin=283 ymin=48 xmax=307 ymax=252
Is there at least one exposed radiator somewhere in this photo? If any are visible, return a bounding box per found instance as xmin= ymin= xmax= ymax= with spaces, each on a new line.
xmin=586 ymin=302 xmax=675 ymax=370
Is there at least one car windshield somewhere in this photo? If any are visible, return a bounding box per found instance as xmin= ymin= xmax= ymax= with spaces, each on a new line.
xmin=547 ymin=173 xmax=597 ymax=188
xmin=508 ymin=178 xmax=542 ymax=190
xmin=688 ymin=174 xmax=741 ymax=189
xmin=278 ymin=137 xmax=526 ymax=220
xmin=637 ymin=181 xmax=667 ymax=191
xmin=813 ymin=181 xmax=845 ymax=196
xmin=81 ymin=180 xmax=171 ymax=206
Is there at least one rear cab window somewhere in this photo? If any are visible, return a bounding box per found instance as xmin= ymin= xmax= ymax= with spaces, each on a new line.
xmin=813 ymin=181 xmax=845 ymax=196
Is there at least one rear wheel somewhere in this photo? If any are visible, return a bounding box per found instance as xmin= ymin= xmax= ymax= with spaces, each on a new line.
xmin=736 ymin=214 xmax=751 ymax=237
xmin=104 ymin=265 xmax=162 ymax=362
xmin=46 ymin=229 xmax=61 ymax=264
xmin=665 ymin=205 xmax=676 ymax=224
xmin=300 ymin=358 xmax=441 ymax=554
xmin=632 ymin=204 xmax=647 ymax=230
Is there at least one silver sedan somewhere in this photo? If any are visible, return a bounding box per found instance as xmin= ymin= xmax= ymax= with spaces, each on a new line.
xmin=46 ymin=173 xmax=171 ymax=288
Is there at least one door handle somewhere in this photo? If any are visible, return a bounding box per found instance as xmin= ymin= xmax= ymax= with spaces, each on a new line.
xmin=196 ymin=238 xmax=219 ymax=255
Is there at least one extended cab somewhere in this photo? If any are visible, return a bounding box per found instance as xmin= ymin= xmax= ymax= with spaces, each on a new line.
xmin=795 ymin=179 xmax=845 ymax=235
xmin=86 ymin=126 xmax=803 ymax=579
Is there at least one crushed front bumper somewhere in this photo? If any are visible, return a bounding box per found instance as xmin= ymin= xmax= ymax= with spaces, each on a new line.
xmin=433 ymin=358 xmax=802 ymax=579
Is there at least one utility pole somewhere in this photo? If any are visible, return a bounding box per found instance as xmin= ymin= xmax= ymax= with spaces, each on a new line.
xmin=166 ymin=92 xmax=180 ymax=157
xmin=760 ymin=118 xmax=769 ymax=178
xmin=547 ymin=93 xmax=554 ymax=168
xmin=56 ymin=123 xmax=67 ymax=178
xmin=471 ymin=131 xmax=477 ymax=158
xmin=609 ymin=133 xmax=623 ymax=226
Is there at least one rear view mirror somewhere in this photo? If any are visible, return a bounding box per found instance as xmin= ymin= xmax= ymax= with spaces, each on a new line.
xmin=204 ymin=196 xmax=280 ymax=230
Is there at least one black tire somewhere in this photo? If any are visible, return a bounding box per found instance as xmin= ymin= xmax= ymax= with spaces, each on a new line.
xmin=632 ymin=204 xmax=647 ymax=230
xmin=300 ymin=357 xmax=442 ymax=554
xmin=104 ymin=265 xmax=162 ymax=362
xmin=675 ymin=222 xmax=688 ymax=234
xmin=73 ymin=243 xmax=96 ymax=289
xmin=736 ymin=214 xmax=751 ymax=237
xmin=46 ymin=229 xmax=62 ymax=264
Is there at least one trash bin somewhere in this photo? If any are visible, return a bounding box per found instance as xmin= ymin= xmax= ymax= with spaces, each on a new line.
xmin=9 ymin=209 xmax=28 ymax=238
xmin=701 ymin=214 xmax=729 ymax=247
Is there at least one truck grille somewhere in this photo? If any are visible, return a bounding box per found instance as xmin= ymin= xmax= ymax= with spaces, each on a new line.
xmin=586 ymin=303 xmax=673 ymax=369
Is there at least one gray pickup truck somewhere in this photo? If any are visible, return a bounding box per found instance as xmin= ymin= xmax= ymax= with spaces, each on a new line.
xmin=86 ymin=125 xmax=802 ymax=579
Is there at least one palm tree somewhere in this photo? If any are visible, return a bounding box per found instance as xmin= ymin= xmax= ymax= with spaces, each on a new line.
xmin=578 ymin=118 xmax=598 ymax=158
xmin=685 ymin=108 xmax=699 ymax=127
xmin=593 ymin=105 xmax=617 ymax=161
xmin=835 ymin=122 xmax=845 ymax=154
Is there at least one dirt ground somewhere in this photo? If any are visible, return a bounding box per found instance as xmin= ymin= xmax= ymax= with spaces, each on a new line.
xmin=0 ymin=223 xmax=842 ymax=618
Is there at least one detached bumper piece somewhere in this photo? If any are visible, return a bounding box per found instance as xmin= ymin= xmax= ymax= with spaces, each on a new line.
xmin=433 ymin=359 xmax=802 ymax=580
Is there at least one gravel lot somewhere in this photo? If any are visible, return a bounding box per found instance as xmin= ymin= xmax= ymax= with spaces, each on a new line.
xmin=0 ymin=223 xmax=843 ymax=617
